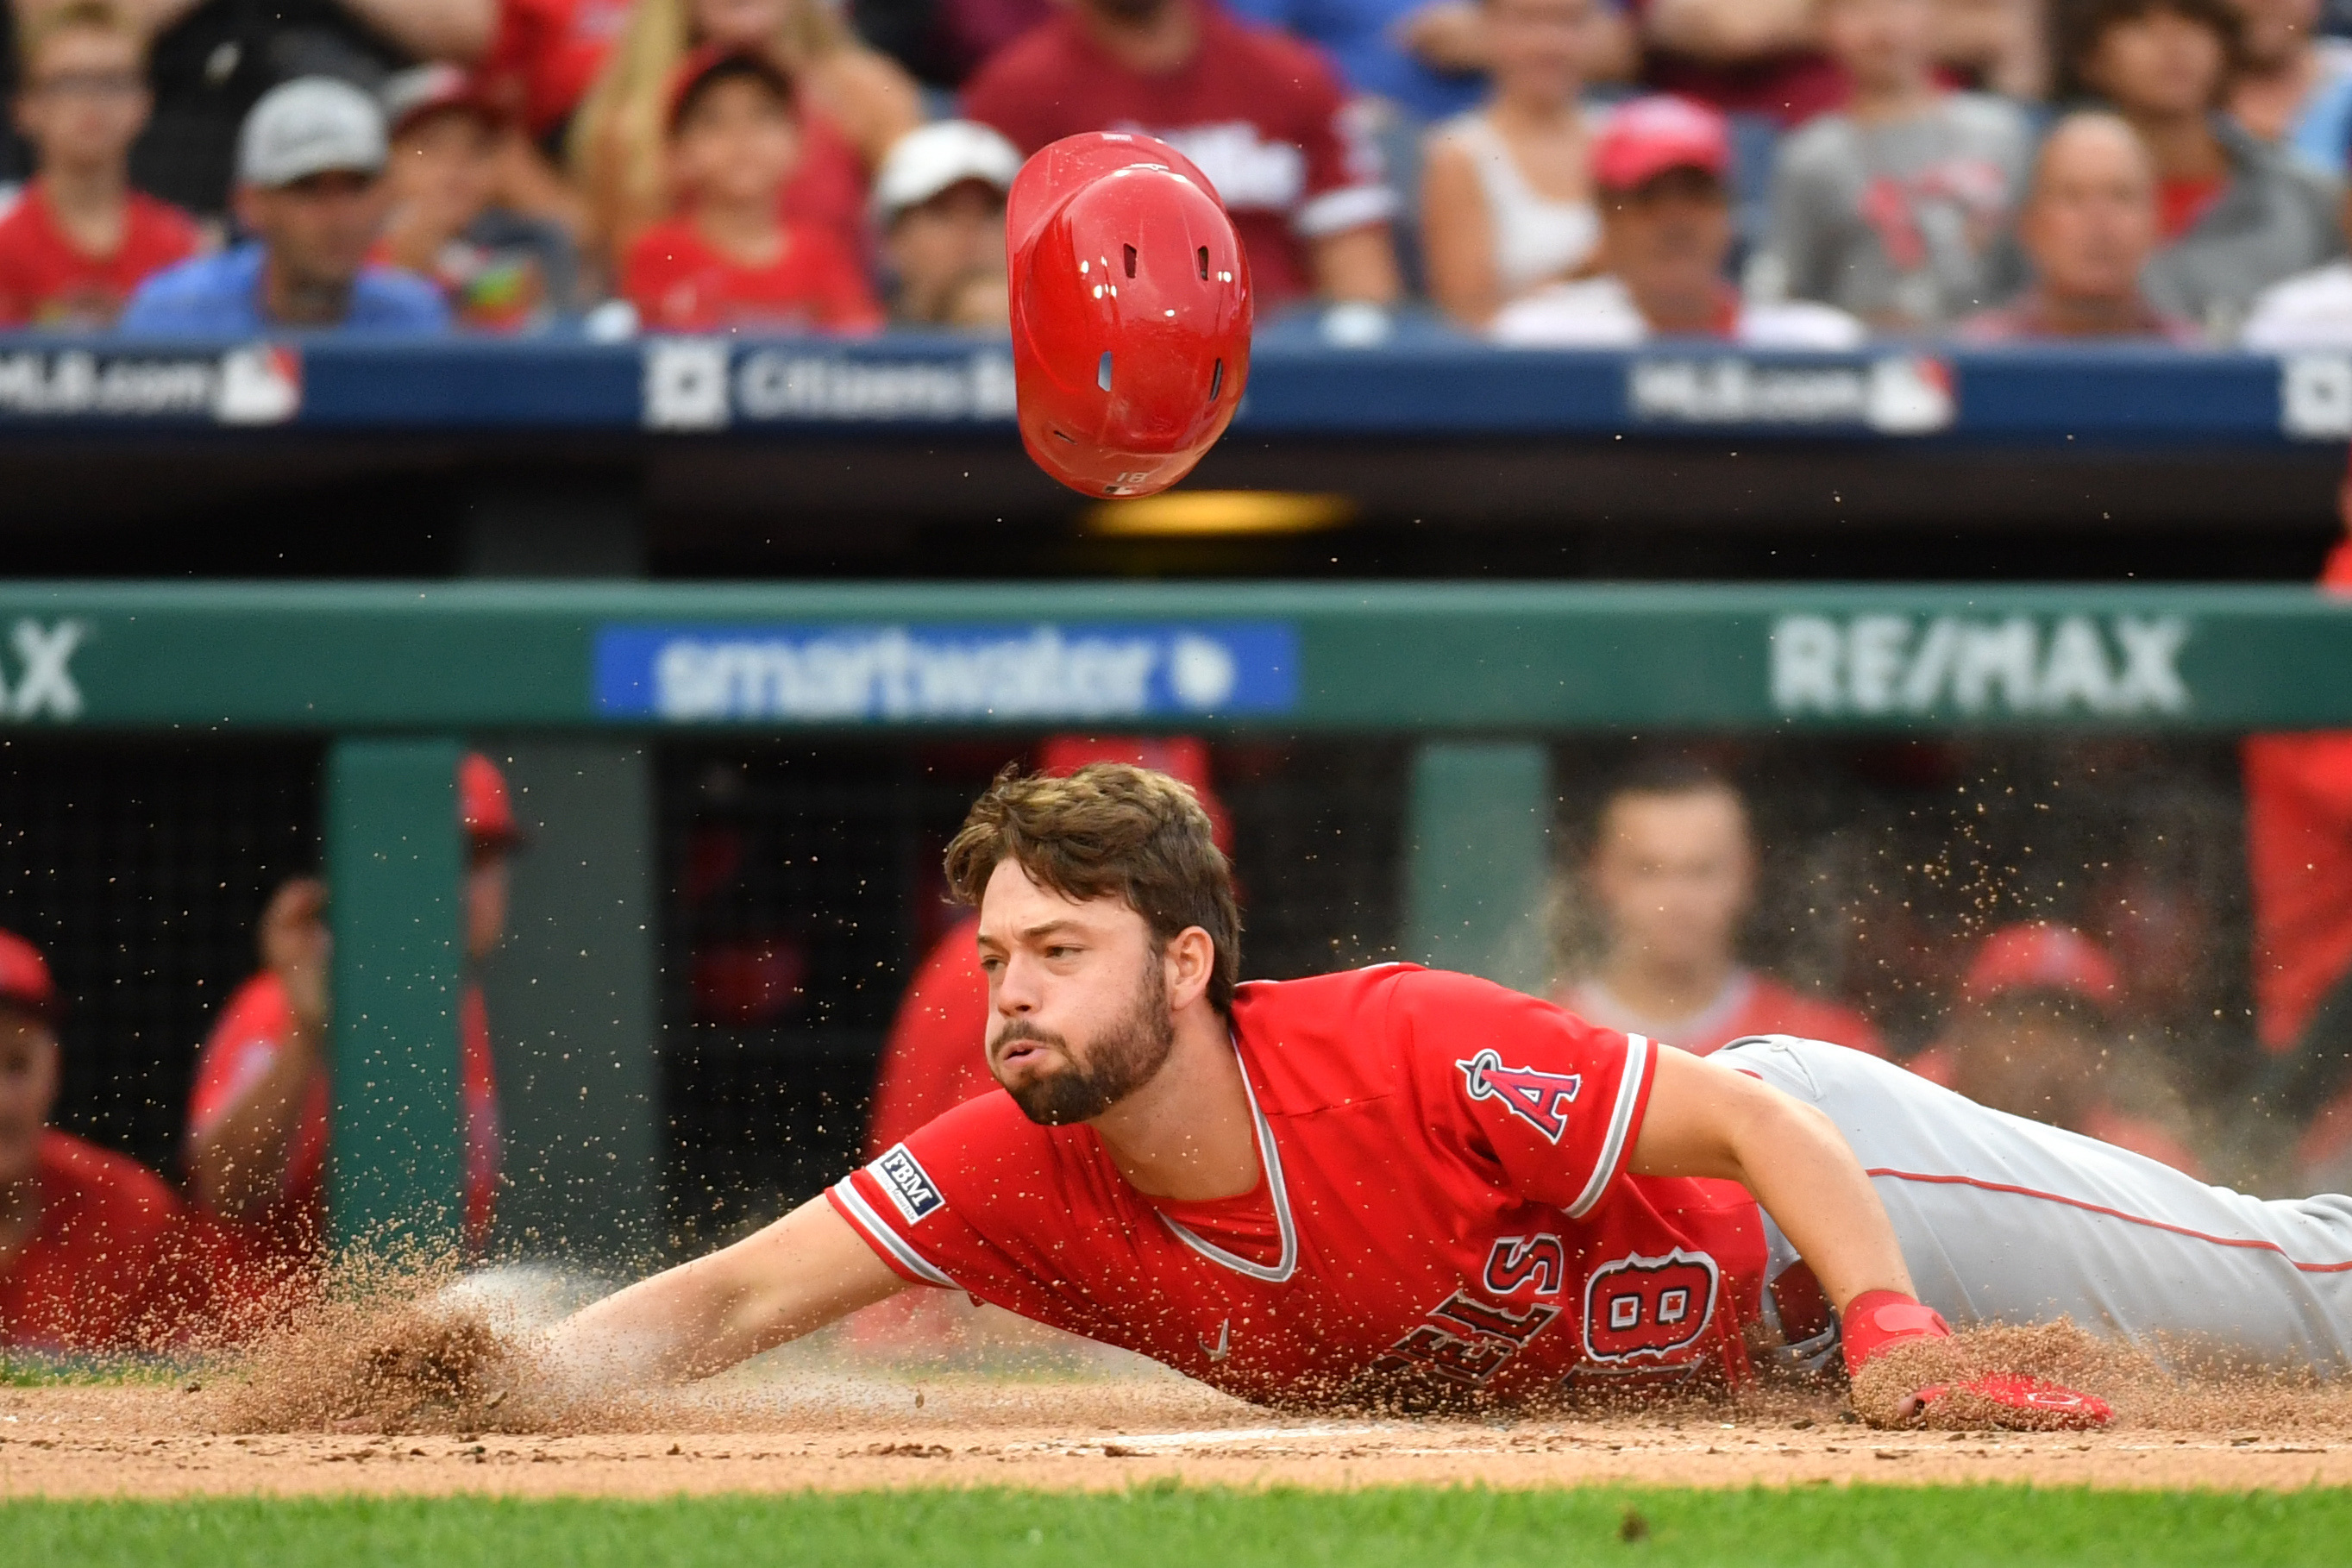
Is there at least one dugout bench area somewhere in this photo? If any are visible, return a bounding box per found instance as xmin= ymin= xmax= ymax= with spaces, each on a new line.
xmin=2 ymin=580 xmax=2350 ymax=1261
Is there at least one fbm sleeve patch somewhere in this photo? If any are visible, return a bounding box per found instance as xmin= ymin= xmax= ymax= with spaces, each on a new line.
xmin=874 ymin=1144 xmax=946 ymax=1223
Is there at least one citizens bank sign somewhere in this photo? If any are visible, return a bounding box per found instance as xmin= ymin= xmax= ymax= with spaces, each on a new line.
xmin=1769 ymin=612 xmax=2191 ymax=718
xmin=641 ymin=340 xmax=1016 ymax=430
xmin=595 ymin=623 xmax=1299 ymax=723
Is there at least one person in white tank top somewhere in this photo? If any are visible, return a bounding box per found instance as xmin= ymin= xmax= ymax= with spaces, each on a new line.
xmin=1420 ymin=0 xmax=1603 ymax=329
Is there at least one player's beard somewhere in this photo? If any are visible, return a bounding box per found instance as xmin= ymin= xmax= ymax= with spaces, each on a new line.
xmin=991 ymin=953 xmax=1176 ymax=1126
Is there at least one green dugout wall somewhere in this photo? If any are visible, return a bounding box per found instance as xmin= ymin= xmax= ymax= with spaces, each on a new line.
xmin=4 ymin=580 xmax=2347 ymax=1252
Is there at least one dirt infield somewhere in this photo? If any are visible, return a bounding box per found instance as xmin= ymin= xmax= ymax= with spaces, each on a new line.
xmin=7 ymin=1372 xmax=2352 ymax=1497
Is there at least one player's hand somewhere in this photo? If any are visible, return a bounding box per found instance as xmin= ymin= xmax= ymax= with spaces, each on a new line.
xmin=1842 ymin=1289 xmax=2111 ymax=1431
xmin=1897 ymin=1372 xmax=2112 ymax=1431
xmin=260 ymin=876 xmax=332 ymax=1035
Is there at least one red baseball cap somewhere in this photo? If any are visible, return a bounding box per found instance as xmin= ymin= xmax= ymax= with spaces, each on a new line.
xmin=1962 ymin=923 xmax=2122 ymax=1006
xmin=0 ymin=930 xmax=59 ymax=1023
xmin=666 ymin=44 xmax=794 ymax=133
xmin=461 ymin=752 xmax=523 ymax=850
xmin=1035 ymin=734 xmax=1232 ymax=854
xmin=1591 ymin=96 xmax=1731 ymax=193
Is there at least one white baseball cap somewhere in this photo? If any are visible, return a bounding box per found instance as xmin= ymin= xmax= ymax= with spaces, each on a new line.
xmin=872 ymin=120 xmax=1022 ymax=226
xmin=238 ymin=77 xmax=387 ymax=189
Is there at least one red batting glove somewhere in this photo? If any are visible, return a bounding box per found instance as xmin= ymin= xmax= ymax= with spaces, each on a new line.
xmin=1840 ymin=1288 xmax=1952 ymax=1374
xmin=1841 ymin=1289 xmax=2111 ymax=1430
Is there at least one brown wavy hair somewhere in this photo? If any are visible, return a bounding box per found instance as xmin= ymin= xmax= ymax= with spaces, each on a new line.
xmin=2054 ymin=0 xmax=2245 ymax=106
xmin=945 ymin=763 xmax=1242 ymax=1014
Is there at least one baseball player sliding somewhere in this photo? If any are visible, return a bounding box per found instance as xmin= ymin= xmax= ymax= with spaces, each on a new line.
xmin=537 ymin=762 xmax=2352 ymax=1427
xmin=533 ymin=141 xmax=2352 ymax=1426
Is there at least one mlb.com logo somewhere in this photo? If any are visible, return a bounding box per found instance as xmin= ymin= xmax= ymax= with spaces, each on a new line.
xmin=874 ymin=1145 xmax=944 ymax=1224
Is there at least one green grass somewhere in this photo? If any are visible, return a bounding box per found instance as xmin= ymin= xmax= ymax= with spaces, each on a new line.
xmin=4 ymin=1485 xmax=2348 ymax=1567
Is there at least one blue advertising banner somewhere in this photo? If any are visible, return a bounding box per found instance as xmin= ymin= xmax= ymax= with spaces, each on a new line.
xmin=594 ymin=622 xmax=1301 ymax=724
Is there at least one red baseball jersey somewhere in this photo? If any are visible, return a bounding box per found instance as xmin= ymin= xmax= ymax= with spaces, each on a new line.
xmin=0 ymin=183 xmax=200 ymax=329
xmin=188 ymin=972 xmax=502 ymax=1259
xmin=623 ymin=216 xmax=883 ymax=334
xmin=959 ymin=0 xmax=1396 ymax=307
xmin=0 ymin=1132 xmax=240 ymax=1352
xmin=831 ymin=964 xmax=1768 ymax=1408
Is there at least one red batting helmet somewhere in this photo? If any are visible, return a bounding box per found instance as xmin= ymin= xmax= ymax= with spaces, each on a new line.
xmin=1007 ymin=132 xmax=1251 ymax=499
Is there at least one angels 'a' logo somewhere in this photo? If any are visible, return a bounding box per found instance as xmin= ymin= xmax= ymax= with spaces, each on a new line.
xmin=1457 ymin=1049 xmax=1582 ymax=1144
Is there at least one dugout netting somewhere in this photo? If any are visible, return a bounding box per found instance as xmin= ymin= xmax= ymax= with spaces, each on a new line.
xmin=0 ymin=732 xmax=2261 ymax=1251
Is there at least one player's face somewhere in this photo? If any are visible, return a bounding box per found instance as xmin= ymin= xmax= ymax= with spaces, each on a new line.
xmin=975 ymin=859 xmax=1179 ymax=1126
xmin=1589 ymin=787 xmax=1755 ymax=975
xmin=0 ymin=1009 xmax=60 ymax=1186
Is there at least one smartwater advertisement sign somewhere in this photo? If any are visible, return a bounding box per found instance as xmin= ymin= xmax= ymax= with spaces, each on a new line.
xmin=595 ymin=622 xmax=1300 ymax=723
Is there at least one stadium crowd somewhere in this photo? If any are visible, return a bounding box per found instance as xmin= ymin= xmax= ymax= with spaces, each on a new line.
xmin=4 ymin=0 xmax=2352 ymax=342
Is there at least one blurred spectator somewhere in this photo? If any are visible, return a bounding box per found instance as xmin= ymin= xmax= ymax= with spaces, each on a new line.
xmin=619 ymin=47 xmax=882 ymax=330
xmin=1749 ymin=0 xmax=2029 ymax=332
xmin=1490 ymin=94 xmax=1867 ymax=343
xmin=1225 ymin=0 xmax=1634 ymax=122
xmin=375 ymin=64 xmax=580 ymax=329
xmin=119 ymin=77 xmax=448 ymax=331
xmin=1634 ymin=0 xmax=1849 ymax=125
xmin=568 ymin=0 xmax=922 ymax=273
xmin=959 ymin=0 xmax=1404 ymax=314
xmin=2241 ymin=524 xmax=2352 ymax=1189
xmin=122 ymin=0 xmax=497 ymax=218
xmin=873 ymin=118 xmax=1014 ymax=329
xmin=1419 ymin=0 xmax=1604 ymax=330
xmin=0 ymin=930 xmax=240 ymax=1352
xmin=2062 ymin=0 xmax=2341 ymax=339
xmin=1906 ymin=923 xmax=2204 ymax=1174
xmin=2242 ymin=182 xmax=2352 ymax=340
xmin=1958 ymin=109 xmax=2201 ymax=337
xmin=2226 ymin=0 xmax=2352 ymax=172
xmin=185 ymin=753 xmax=517 ymax=1270
xmin=0 ymin=2 xmax=200 ymax=328
xmin=1552 ymin=756 xmax=1888 ymax=1057
xmin=1930 ymin=0 xmax=2049 ymax=97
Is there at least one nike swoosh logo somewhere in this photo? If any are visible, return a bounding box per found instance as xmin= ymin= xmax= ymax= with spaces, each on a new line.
xmin=1201 ymin=1319 xmax=1231 ymax=1363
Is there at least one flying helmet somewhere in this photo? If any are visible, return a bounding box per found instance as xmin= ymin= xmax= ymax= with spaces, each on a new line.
xmin=1007 ymin=132 xmax=1251 ymax=499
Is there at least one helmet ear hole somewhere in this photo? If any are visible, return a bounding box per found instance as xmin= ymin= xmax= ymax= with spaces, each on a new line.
xmin=1123 ymin=244 xmax=1138 ymax=279
xmin=1196 ymin=247 xmax=1208 ymax=280
xmin=1208 ymin=358 xmax=1223 ymax=401
xmin=1097 ymin=352 xmax=1113 ymax=392
xmin=1052 ymin=430 xmax=1076 ymax=443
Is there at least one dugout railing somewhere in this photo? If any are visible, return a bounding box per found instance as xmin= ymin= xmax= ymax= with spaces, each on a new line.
xmin=3 ymin=579 xmax=2349 ymax=1255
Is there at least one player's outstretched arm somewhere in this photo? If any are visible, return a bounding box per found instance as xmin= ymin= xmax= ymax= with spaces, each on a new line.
xmin=1628 ymin=1046 xmax=1914 ymax=1312
xmin=536 ymin=1197 xmax=908 ymax=1392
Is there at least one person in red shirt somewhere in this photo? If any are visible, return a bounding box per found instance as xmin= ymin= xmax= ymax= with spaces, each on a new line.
xmin=621 ymin=47 xmax=883 ymax=332
xmin=2243 ymin=526 xmax=2352 ymax=1187
xmin=1555 ymin=756 xmax=1886 ymax=1058
xmin=1905 ymin=924 xmax=2204 ymax=1176
xmin=539 ymin=762 xmax=2352 ymax=1421
xmin=0 ymin=2 xmax=200 ymax=329
xmin=958 ymin=0 xmax=1402 ymax=314
xmin=185 ymin=754 xmax=518 ymax=1272
xmin=0 ymin=930 xmax=242 ymax=1352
